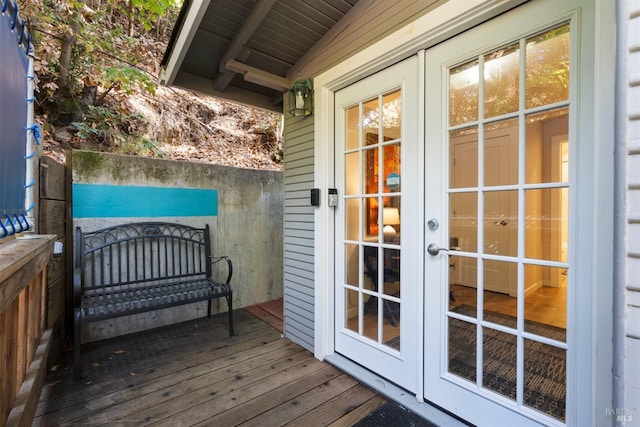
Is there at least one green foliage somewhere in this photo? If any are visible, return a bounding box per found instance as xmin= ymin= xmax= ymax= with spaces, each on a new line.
xmin=72 ymin=104 xmax=163 ymax=156
xmin=102 ymin=65 xmax=157 ymax=95
xmin=22 ymin=0 xmax=182 ymax=85
xmin=20 ymin=0 xmax=181 ymax=153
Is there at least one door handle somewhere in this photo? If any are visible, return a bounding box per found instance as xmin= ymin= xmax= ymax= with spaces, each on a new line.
xmin=427 ymin=243 xmax=448 ymax=256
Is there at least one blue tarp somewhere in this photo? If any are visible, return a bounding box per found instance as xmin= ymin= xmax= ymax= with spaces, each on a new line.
xmin=0 ymin=1 xmax=30 ymax=236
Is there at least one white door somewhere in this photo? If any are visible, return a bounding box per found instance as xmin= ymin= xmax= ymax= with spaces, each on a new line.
xmin=334 ymin=56 xmax=421 ymax=392
xmin=424 ymin=1 xmax=583 ymax=425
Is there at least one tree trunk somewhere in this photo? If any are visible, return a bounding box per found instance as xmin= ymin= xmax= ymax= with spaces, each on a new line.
xmin=57 ymin=1 xmax=83 ymax=96
xmin=126 ymin=0 xmax=134 ymax=37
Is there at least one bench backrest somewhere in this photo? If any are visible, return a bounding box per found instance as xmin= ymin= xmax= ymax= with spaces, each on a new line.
xmin=75 ymin=222 xmax=212 ymax=291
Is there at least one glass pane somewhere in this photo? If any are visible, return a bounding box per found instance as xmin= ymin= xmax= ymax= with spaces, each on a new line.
xmin=345 ymin=105 xmax=360 ymax=150
xmin=382 ymin=90 xmax=401 ymax=140
xmin=484 ymin=119 xmax=518 ymax=186
xmin=484 ymin=44 xmax=520 ymax=118
xmin=483 ymin=259 xmax=517 ymax=324
xmin=363 ymin=304 xmax=378 ymax=342
xmin=449 ymin=274 xmax=477 ymax=317
xmin=345 ymin=151 xmax=360 ymax=195
xmin=382 ymin=248 xmax=400 ymax=297
xmin=524 ymin=339 xmax=566 ymax=421
xmin=450 ymin=127 xmax=478 ymax=188
xmin=363 ymin=245 xmax=379 ymax=293
xmin=450 ymin=192 xmax=478 ymax=253
xmin=382 ymin=143 xmax=401 ymax=193
xmin=365 ymin=197 xmax=379 ymax=240
xmin=363 ymin=147 xmax=379 ymax=195
xmin=450 ymin=60 xmax=479 ymax=126
xmin=525 ymin=188 xmax=568 ymax=262
xmin=524 ymin=264 xmax=567 ymax=341
xmin=344 ymin=243 xmax=359 ymax=287
xmin=383 ymin=196 xmax=400 ymax=244
xmin=345 ymin=199 xmax=360 ymax=241
xmin=383 ymin=298 xmax=400 ymax=330
xmin=345 ymin=288 xmax=359 ymax=333
xmin=525 ymin=107 xmax=569 ymax=184
xmin=363 ymin=97 xmax=379 ymax=146
xmin=448 ymin=317 xmax=477 ymax=382
xmin=483 ymin=259 xmax=517 ymax=300
xmin=483 ymin=328 xmax=516 ymax=401
xmin=526 ymin=24 xmax=570 ymax=109
xmin=384 ymin=317 xmax=400 ymax=351
xmin=484 ymin=190 xmax=517 ymax=256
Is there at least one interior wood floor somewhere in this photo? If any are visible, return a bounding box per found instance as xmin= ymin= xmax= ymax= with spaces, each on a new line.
xmin=449 ymin=283 xmax=567 ymax=329
xmin=353 ymin=281 xmax=566 ymax=343
xmin=34 ymin=302 xmax=387 ymax=427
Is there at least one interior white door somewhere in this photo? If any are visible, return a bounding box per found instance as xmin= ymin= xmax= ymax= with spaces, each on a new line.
xmin=424 ymin=1 xmax=584 ymax=425
xmin=334 ymin=56 xmax=421 ymax=393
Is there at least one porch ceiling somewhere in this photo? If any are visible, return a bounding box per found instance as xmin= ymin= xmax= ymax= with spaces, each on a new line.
xmin=160 ymin=0 xmax=444 ymax=113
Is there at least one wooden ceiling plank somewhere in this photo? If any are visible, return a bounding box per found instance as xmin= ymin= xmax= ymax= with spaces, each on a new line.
xmin=287 ymin=0 xmax=379 ymax=80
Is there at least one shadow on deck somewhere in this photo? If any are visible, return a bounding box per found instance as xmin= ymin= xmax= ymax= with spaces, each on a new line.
xmin=33 ymin=300 xmax=394 ymax=426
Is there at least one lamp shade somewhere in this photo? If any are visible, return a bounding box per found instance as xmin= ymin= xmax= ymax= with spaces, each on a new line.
xmin=382 ymin=207 xmax=399 ymax=242
xmin=383 ymin=207 xmax=400 ymax=225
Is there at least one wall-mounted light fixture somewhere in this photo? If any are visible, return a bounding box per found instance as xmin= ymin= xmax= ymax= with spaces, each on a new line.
xmin=289 ymin=77 xmax=313 ymax=117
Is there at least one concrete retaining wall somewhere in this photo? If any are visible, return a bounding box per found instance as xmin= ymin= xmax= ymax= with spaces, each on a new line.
xmin=72 ymin=150 xmax=283 ymax=341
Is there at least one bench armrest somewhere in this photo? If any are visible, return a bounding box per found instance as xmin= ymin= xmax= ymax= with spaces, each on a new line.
xmin=211 ymin=256 xmax=233 ymax=284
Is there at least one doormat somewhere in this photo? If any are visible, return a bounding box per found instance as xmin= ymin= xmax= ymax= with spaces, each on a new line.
xmin=448 ymin=305 xmax=566 ymax=421
xmin=354 ymin=401 xmax=437 ymax=427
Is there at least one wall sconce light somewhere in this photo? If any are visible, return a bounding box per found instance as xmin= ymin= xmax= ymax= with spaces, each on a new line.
xmin=289 ymin=77 xmax=313 ymax=117
xmin=383 ymin=207 xmax=400 ymax=242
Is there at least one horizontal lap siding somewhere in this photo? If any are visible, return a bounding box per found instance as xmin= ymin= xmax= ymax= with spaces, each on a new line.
xmin=625 ymin=1 xmax=640 ymax=410
xmin=283 ymin=108 xmax=315 ymax=352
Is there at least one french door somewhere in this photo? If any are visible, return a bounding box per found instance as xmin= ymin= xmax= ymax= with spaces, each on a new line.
xmin=334 ymin=56 xmax=421 ymax=393
xmin=334 ymin=0 xmax=593 ymax=424
xmin=424 ymin=1 xmax=582 ymax=425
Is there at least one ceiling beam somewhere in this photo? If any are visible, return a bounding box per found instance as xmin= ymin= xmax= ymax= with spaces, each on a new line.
xmin=173 ymin=70 xmax=283 ymax=113
xmin=224 ymin=59 xmax=290 ymax=92
xmin=213 ymin=48 xmax=250 ymax=91
xmin=214 ymin=0 xmax=278 ymax=92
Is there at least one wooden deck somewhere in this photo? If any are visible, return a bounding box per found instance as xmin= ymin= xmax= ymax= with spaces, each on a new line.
xmin=33 ymin=300 xmax=389 ymax=426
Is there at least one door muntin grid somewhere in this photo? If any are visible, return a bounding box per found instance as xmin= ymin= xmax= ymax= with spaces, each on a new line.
xmin=343 ymin=89 xmax=403 ymax=351
xmin=446 ymin=23 xmax=570 ymax=422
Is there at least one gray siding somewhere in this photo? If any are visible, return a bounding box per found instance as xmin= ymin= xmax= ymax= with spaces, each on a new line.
xmin=624 ymin=0 xmax=640 ymax=410
xmin=283 ymin=96 xmax=315 ymax=351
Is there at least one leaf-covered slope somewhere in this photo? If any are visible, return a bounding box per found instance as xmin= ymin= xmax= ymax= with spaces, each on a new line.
xmin=20 ymin=0 xmax=283 ymax=170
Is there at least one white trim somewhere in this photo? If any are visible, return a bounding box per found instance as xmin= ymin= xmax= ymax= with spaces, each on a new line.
xmin=313 ymin=83 xmax=336 ymax=360
xmin=158 ymin=0 xmax=211 ymax=86
xmin=589 ymin=0 xmax=616 ymax=424
xmin=416 ymin=48 xmax=427 ymax=404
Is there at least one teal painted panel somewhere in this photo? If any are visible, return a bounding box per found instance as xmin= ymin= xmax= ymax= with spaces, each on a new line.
xmin=73 ymin=184 xmax=218 ymax=218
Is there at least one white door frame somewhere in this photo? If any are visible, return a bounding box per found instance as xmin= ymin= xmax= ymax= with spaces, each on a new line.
xmin=312 ymin=0 xmax=614 ymax=425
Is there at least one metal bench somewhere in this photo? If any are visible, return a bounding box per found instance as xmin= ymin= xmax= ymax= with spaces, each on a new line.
xmin=73 ymin=222 xmax=234 ymax=380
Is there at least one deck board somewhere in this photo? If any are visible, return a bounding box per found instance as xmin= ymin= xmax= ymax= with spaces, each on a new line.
xmin=34 ymin=305 xmax=389 ymax=426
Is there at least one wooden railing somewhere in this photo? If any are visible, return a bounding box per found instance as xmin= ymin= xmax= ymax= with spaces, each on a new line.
xmin=0 ymin=235 xmax=55 ymax=427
